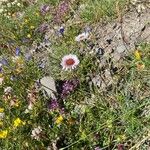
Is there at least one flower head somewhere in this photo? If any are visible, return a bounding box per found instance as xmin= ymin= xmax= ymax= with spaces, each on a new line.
xmin=55 ymin=115 xmax=63 ymax=124
xmin=15 ymin=47 xmax=20 ymax=56
xmin=0 ymin=130 xmax=8 ymax=139
xmin=31 ymin=126 xmax=42 ymax=140
xmin=134 ymin=50 xmax=141 ymax=60
xmin=0 ymin=108 xmax=4 ymax=113
xmin=13 ymin=118 xmax=25 ymax=127
xmin=61 ymin=79 xmax=79 ymax=98
xmin=0 ymin=58 xmax=8 ymax=66
xmin=61 ymin=54 xmax=80 ymax=71
xmin=40 ymin=5 xmax=50 ymax=14
xmin=59 ymin=26 xmax=65 ymax=34
xmin=49 ymin=99 xmax=59 ymax=110
xmin=75 ymin=32 xmax=89 ymax=42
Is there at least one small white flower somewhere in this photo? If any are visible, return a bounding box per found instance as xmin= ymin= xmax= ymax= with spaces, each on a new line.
xmin=17 ymin=3 xmax=21 ymax=7
xmin=4 ymin=86 xmax=12 ymax=94
xmin=31 ymin=126 xmax=42 ymax=140
xmin=75 ymin=32 xmax=89 ymax=42
xmin=61 ymin=54 xmax=80 ymax=71
xmin=24 ymin=103 xmax=33 ymax=113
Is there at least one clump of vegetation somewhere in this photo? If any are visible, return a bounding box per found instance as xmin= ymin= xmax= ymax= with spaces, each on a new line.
xmin=0 ymin=0 xmax=150 ymax=149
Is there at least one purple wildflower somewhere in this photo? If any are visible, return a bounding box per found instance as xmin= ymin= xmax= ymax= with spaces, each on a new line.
xmin=49 ymin=99 xmax=59 ymax=110
xmin=53 ymin=1 xmax=69 ymax=23
xmin=61 ymin=78 xmax=79 ymax=98
xmin=15 ymin=47 xmax=20 ymax=56
xmin=0 ymin=58 xmax=8 ymax=66
xmin=40 ymin=5 xmax=50 ymax=15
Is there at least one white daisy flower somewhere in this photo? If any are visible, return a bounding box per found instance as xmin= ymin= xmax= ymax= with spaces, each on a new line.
xmin=61 ymin=54 xmax=80 ymax=71
xmin=31 ymin=126 xmax=42 ymax=140
xmin=75 ymin=32 xmax=89 ymax=42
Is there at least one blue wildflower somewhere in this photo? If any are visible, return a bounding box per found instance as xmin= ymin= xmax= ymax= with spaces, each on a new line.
xmin=0 ymin=58 xmax=8 ymax=66
xmin=59 ymin=26 xmax=65 ymax=34
xmin=15 ymin=48 xmax=20 ymax=56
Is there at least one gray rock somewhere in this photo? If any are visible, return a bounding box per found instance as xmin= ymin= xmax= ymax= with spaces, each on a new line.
xmin=116 ymin=44 xmax=126 ymax=53
xmin=40 ymin=76 xmax=57 ymax=98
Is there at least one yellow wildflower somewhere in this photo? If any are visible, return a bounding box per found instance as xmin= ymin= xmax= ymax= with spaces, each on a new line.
xmin=0 ymin=108 xmax=4 ymax=113
xmin=0 ymin=130 xmax=8 ymax=139
xmin=27 ymin=34 xmax=31 ymax=38
xmin=134 ymin=50 xmax=141 ymax=60
xmin=24 ymin=19 xmax=29 ymax=23
xmin=36 ymin=12 xmax=39 ymax=16
xmin=13 ymin=118 xmax=25 ymax=127
xmin=30 ymin=26 xmax=35 ymax=29
xmin=55 ymin=115 xmax=63 ymax=124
